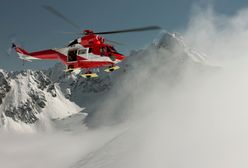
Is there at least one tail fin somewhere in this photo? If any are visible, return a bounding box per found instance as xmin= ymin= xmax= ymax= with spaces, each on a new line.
xmin=12 ymin=44 xmax=36 ymax=61
xmin=13 ymin=44 xmax=29 ymax=55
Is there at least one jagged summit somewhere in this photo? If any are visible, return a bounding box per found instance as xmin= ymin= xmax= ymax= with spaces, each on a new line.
xmin=152 ymin=32 xmax=207 ymax=64
xmin=0 ymin=69 xmax=84 ymax=132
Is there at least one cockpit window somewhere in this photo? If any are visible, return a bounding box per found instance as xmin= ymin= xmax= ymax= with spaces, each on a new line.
xmin=108 ymin=46 xmax=117 ymax=53
xmin=78 ymin=49 xmax=87 ymax=55
xmin=106 ymin=47 xmax=111 ymax=53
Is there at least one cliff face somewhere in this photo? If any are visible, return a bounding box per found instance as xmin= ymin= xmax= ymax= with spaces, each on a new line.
xmin=0 ymin=69 xmax=83 ymax=132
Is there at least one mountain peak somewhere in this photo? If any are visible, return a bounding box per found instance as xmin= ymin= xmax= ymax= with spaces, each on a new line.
xmin=151 ymin=32 xmax=207 ymax=64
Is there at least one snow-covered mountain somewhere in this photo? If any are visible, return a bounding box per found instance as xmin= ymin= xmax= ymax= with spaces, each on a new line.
xmin=127 ymin=32 xmax=210 ymax=71
xmin=154 ymin=32 xmax=207 ymax=63
xmin=0 ymin=69 xmax=85 ymax=132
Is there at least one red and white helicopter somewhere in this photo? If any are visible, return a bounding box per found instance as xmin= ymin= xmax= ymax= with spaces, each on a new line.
xmin=12 ymin=6 xmax=161 ymax=78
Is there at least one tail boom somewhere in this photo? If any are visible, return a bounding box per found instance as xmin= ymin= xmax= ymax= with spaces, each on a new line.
xmin=14 ymin=46 xmax=58 ymax=61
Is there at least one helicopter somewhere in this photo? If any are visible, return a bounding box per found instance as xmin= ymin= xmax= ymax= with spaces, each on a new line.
xmin=12 ymin=6 xmax=161 ymax=78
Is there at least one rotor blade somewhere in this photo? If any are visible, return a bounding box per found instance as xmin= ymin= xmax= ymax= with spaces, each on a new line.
xmin=94 ymin=26 xmax=161 ymax=35
xmin=105 ymin=39 xmax=125 ymax=46
xmin=43 ymin=5 xmax=81 ymax=30
xmin=6 ymin=47 xmax=12 ymax=56
xmin=59 ymin=31 xmax=83 ymax=35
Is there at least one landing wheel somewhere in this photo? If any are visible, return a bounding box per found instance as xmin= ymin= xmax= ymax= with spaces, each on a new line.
xmin=85 ymin=71 xmax=92 ymax=78
xmin=108 ymin=66 xmax=114 ymax=72
xmin=64 ymin=65 xmax=74 ymax=73
xmin=104 ymin=65 xmax=120 ymax=73
xmin=81 ymin=70 xmax=98 ymax=78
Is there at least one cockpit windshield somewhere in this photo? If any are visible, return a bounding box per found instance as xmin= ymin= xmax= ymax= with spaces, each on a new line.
xmin=108 ymin=46 xmax=118 ymax=53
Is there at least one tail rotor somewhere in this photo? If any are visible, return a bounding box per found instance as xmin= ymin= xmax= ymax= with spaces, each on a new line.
xmin=7 ymin=37 xmax=30 ymax=66
xmin=6 ymin=37 xmax=17 ymax=56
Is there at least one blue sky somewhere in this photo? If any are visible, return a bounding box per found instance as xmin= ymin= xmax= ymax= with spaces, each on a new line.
xmin=1 ymin=0 xmax=248 ymax=70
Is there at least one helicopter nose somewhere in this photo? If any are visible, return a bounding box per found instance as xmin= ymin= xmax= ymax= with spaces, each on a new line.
xmin=113 ymin=53 xmax=125 ymax=61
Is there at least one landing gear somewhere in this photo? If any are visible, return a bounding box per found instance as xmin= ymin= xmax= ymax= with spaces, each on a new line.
xmin=64 ymin=64 xmax=121 ymax=79
xmin=64 ymin=65 xmax=75 ymax=73
xmin=104 ymin=65 xmax=120 ymax=72
xmin=81 ymin=70 xmax=98 ymax=78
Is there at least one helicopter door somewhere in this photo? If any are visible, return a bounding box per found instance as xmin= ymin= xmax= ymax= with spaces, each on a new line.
xmin=67 ymin=49 xmax=78 ymax=62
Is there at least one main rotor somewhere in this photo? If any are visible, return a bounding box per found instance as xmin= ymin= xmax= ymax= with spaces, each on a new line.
xmin=43 ymin=5 xmax=161 ymax=36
